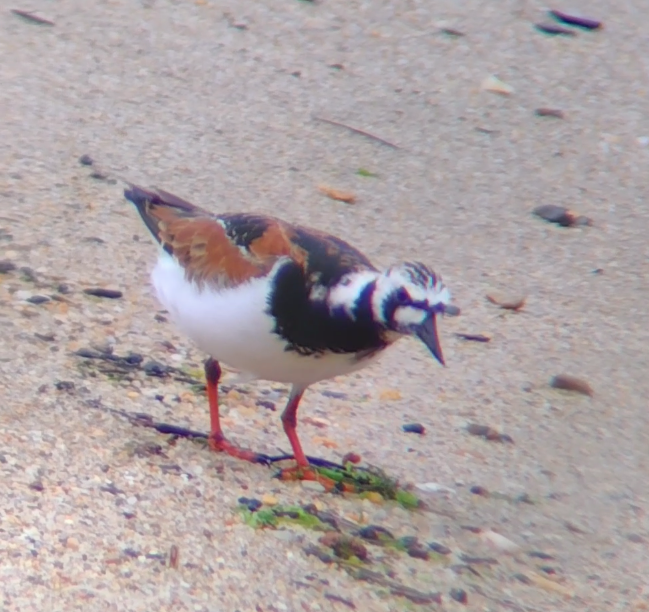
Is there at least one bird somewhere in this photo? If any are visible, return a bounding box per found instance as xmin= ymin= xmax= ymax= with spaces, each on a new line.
xmin=124 ymin=183 xmax=455 ymax=482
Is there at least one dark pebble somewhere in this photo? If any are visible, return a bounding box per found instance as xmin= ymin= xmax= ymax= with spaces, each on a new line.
xmin=99 ymin=483 xmax=124 ymax=495
xmin=237 ymin=497 xmax=262 ymax=512
xmin=627 ymin=533 xmax=645 ymax=543
xmin=451 ymin=564 xmax=480 ymax=576
xmin=154 ymin=394 xmax=165 ymax=402
xmin=535 ymin=107 xmax=565 ymax=119
xmin=357 ymin=525 xmax=394 ymax=542
xmin=27 ymin=295 xmax=50 ymax=305
xmin=540 ymin=565 xmax=557 ymax=575
xmin=440 ymin=27 xmax=465 ymax=37
xmin=470 ymin=485 xmax=490 ymax=496
xmin=513 ymin=573 xmax=532 ymax=584
xmin=256 ymin=399 xmax=276 ymax=411
xmin=549 ymin=9 xmax=602 ymax=30
xmin=29 ymin=481 xmax=44 ymax=492
xmin=389 ymin=586 xmax=441 ymax=605
xmin=321 ymin=390 xmax=347 ymax=399
xmin=76 ymin=348 xmax=101 ymax=359
xmin=143 ymin=360 xmax=169 ymax=377
xmin=57 ymin=283 xmax=72 ymax=294
xmin=20 ymin=267 xmax=38 ymax=282
xmin=89 ymin=170 xmax=115 ymax=183
xmin=122 ymin=547 xmax=140 ymax=558
xmin=301 ymin=503 xmax=318 ymax=515
xmin=444 ymin=304 xmax=461 ymax=316
xmin=124 ymin=352 xmax=144 ymax=366
xmin=79 ymin=154 xmax=94 ymax=166
xmin=460 ymin=525 xmax=482 ymax=533
xmin=450 ymin=588 xmax=468 ymax=604
xmin=324 ymin=593 xmax=355 ymax=610
xmin=402 ymin=423 xmax=425 ymax=435
xmin=428 ymin=542 xmax=451 ymax=555
xmin=55 ymin=381 xmax=75 ymax=392
xmin=407 ymin=545 xmax=430 ymax=560
xmin=154 ymin=313 xmax=168 ymax=323
xmin=275 ymin=510 xmax=300 ymax=519
xmin=303 ymin=544 xmax=334 ymax=564
xmin=455 ymin=332 xmax=491 ymax=343
xmin=550 ymin=374 xmax=593 ymax=397
xmin=533 ymin=204 xmax=591 ymax=228
xmin=0 ymin=260 xmax=16 ymax=274
xmin=84 ymin=288 xmax=123 ymax=299
xmin=466 ymin=423 xmax=514 ymax=443
xmin=529 ymin=550 xmax=555 ymax=560
xmin=34 ymin=332 xmax=55 ymax=342
xmin=397 ymin=536 xmax=419 ymax=548
xmin=516 ymin=492 xmax=534 ymax=504
xmin=535 ymin=22 xmax=576 ymax=36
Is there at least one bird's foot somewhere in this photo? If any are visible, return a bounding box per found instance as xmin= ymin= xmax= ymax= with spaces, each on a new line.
xmin=276 ymin=464 xmax=344 ymax=492
xmin=208 ymin=434 xmax=272 ymax=465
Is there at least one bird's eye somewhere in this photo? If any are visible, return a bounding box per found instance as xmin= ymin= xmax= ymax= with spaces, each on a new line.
xmin=395 ymin=288 xmax=409 ymax=305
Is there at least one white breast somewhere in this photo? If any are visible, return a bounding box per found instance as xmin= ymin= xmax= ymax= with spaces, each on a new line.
xmin=150 ymin=252 xmax=379 ymax=386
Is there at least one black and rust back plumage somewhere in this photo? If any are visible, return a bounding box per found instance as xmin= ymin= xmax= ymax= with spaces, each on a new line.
xmin=124 ymin=184 xmax=376 ymax=291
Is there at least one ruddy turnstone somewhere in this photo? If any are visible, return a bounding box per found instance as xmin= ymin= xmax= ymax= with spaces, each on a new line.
xmin=125 ymin=184 xmax=454 ymax=479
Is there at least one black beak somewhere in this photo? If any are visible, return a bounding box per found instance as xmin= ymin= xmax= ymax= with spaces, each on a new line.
xmin=415 ymin=314 xmax=445 ymax=366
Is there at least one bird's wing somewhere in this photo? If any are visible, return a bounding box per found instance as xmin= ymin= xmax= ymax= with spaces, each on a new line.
xmin=125 ymin=184 xmax=376 ymax=289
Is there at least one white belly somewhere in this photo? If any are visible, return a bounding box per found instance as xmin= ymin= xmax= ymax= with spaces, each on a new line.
xmin=150 ymin=253 xmax=378 ymax=386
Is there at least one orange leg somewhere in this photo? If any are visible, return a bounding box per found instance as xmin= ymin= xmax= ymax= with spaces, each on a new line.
xmin=280 ymin=388 xmax=309 ymax=468
xmin=278 ymin=387 xmax=337 ymax=491
xmin=205 ymin=358 xmax=267 ymax=464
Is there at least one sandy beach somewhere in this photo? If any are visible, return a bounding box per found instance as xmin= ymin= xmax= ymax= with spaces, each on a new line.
xmin=0 ymin=1 xmax=647 ymax=610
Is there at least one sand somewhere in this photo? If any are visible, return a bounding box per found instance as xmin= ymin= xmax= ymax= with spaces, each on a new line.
xmin=0 ymin=0 xmax=647 ymax=610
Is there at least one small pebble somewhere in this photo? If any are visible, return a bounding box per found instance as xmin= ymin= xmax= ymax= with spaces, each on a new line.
xmin=466 ymin=423 xmax=514 ymax=444
xmin=481 ymin=529 xmax=520 ymax=553
xmin=79 ymin=154 xmax=94 ymax=166
xmin=84 ymin=288 xmax=123 ymax=299
xmin=529 ymin=551 xmax=555 ymax=560
xmin=549 ymin=9 xmax=602 ymax=30
xmin=455 ymin=332 xmax=491 ymax=343
xmin=535 ymin=107 xmax=566 ymax=118
xmin=535 ymin=23 xmax=576 ymax=36
xmin=256 ymin=399 xmax=276 ymax=411
xmin=449 ymin=588 xmax=468 ymax=604
xmin=357 ymin=525 xmax=394 ymax=542
xmin=320 ymin=390 xmax=347 ymax=399
xmin=550 ymin=374 xmax=593 ymax=397
xmin=26 ymin=295 xmax=50 ymax=305
xmin=238 ymin=497 xmax=262 ymax=512
xmin=533 ymin=204 xmax=591 ymax=227
xmin=143 ymin=361 xmax=169 ymax=377
xmin=55 ymin=381 xmax=75 ymax=392
xmin=261 ymin=494 xmax=278 ymax=506
xmin=470 ymin=485 xmax=489 ymax=496
xmin=482 ymin=75 xmax=515 ymax=96
xmin=428 ymin=542 xmax=452 ymax=555
xmin=402 ymin=423 xmax=425 ymax=435
xmin=486 ymin=292 xmax=526 ymax=311
xmin=0 ymin=260 xmax=16 ymax=273
xmin=407 ymin=545 xmax=430 ymax=560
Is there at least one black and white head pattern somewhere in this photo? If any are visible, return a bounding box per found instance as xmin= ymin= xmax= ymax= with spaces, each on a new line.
xmin=327 ymin=261 xmax=451 ymax=335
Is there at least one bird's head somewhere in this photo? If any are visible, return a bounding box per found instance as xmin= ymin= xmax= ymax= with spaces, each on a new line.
xmin=326 ymin=261 xmax=456 ymax=365
xmin=371 ymin=262 xmax=453 ymax=365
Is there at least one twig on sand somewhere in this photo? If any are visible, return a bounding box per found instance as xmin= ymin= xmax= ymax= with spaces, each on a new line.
xmin=11 ymin=9 xmax=55 ymax=26
xmin=313 ymin=115 xmax=401 ymax=149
